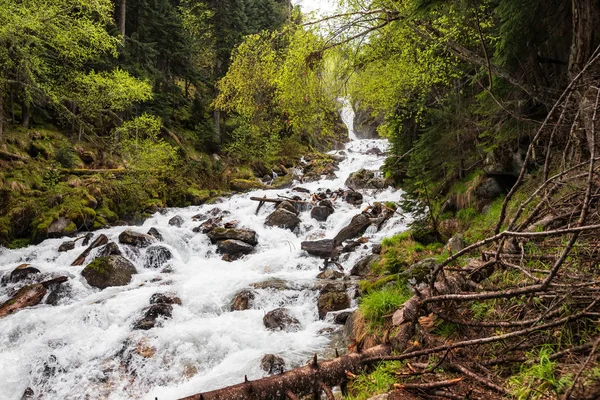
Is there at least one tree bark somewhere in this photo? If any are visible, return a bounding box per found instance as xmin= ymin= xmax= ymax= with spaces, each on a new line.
xmin=0 ymin=85 xmax=4 ymax=141
xmin=120 ymin=0 xmax=126 ymax=44
xmin=21 ymin=101 xmax=30 ymax=129
xmin=179 ymin=345 xmax=391 ymax=400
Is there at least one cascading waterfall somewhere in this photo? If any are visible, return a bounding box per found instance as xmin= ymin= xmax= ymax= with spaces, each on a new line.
xmin=0 ymin=103 xmax=409 ymax=400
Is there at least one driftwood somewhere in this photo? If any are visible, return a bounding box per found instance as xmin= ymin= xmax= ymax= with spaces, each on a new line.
xmin=250 ymin=197 xmax=310 ymax=204
xmin=71 ymin=234 xmax=108 ymax=266
xmin=179 ymin=345 xmax=391 ymax=400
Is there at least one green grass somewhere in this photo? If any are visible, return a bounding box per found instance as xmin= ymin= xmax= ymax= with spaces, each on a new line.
xmin=359 ymin=282 xmax=412 ymax=328
xmin=508 ymin=346 xmax=573 ymax=400
xmin=346 ymin=361 xmax=402 ymax=400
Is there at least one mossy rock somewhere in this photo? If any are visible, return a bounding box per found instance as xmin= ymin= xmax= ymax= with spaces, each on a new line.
xmin=230 ymin=179 xmax=265 ymax=192
xmin=81 ymin=255 xmax=137 ymax=289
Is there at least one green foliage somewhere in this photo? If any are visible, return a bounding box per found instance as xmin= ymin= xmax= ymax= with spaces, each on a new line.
xmin=509 ymin=347 xmax=573 ymax=399
xmin=347 ymin=361 xmax=402 ymax=400
xmin=359 ymin=281 xmax=412 ymax=327
xmin=55 ymin=147 xmax=77 ymax=169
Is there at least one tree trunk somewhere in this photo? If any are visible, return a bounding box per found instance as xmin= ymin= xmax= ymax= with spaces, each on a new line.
xmin=0 ymin=86 xmax=4 ymax=140
xmin=179 ymin=345 xmax=391 ymax=400
xmin=21 ymin=101 xmax=30 ymax=129
xmin=120 ymin=0 xmax=126 ymax=44
xmin=569 ymin=0 xmax=600 ymax=154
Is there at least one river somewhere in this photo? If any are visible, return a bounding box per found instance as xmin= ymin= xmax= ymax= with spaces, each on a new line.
xmin=0 ymin=108 xmax=408 ymax=399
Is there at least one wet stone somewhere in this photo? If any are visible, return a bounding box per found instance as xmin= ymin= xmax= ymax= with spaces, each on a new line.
xmin=98 ymin=242 xmax=122 ymax=258
xmin=265 ymin=208 xmax=301 ymax=231
xmin=231 ymin=289 xmax=256 ymax=311
xmin=133 ymin=303 xmax=173 ymax=330
xmin=81 ymin=232 xmax=94 ymax=246
xmin=150 ymin=292 xmax=182 ymax=306
xmin=263 ymin=308 xmax=301 ymax=331
xmin=118 ymin=230 xmax=155 ymax=248
xmin=58 ymin=241 xmax=75 ymax=252
xmin=168 ymin=215 xmax=184 ymax=227
xmin=316 ymin=270 xmax=345 ymax=280
xmin=147 ymin=227 xmax=163 ymax=241
xmin=9 ymin=264 xmax=41 ymax=283
xmin=260 ymin=354 xmax=285 ymax=375
xmin=144 ymin=245 xmax=173 ymax=269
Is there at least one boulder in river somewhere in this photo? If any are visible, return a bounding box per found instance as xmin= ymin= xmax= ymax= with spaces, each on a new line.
xmin=276 ymin=201 xmax=299 ymax=215
xmin=118 ymin=230 xmax=155 ymax=248
xmin=168 ymin=215 xmax=184 ymax=227
xmin=345 ymin=169 xmax=392 ymax=190
xmin=150 ymin=292 xmax=182 ymax=305
xmin=98 ymin=242 xmax=122 ymax=258
xmin=147 ymin=227 xmax=163 ymax=241
xmin=207 ymin=228 xmax=258 ymax=246
xmin=133 ymin=303 xmax=173 ymax=330
xmin=265 ymin=208 xmax=301 ymax=231
xmin=7 ymin=264 xmax=41 ymax=283
xmin=81 ymin=255 xmax=137 ymax=289
xmin=333 ymin=214 xmax=371 ymax=243
xmin=144 ymin=245 xmax=173 ymax=269
xmin=344 ymin=191 xmax=363 ymax=206
xmin=230 ymin=289 xmax=256 ymax=311
xmin=301 ymin=239 xmax=339 ymax=258
xmin=317 ymin=290 xmax=350 ymax=319
xmin=316 ymin=270 xmax=345 ymax=280
xmin=310 ymin=206 xmax=333 ymax=222
xmin=216 ymin=239 xmax=254 ymax=259
xmin=260 ymin=354 xmax=285 ymax=375
xmin=58 ymin=241 xmax=75 ymax=252
xmin=263 ymin=308 xmax=301 ymax=331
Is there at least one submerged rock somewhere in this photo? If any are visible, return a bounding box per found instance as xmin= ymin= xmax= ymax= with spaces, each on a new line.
xmin=168 ymin=215 xmax=184 ymax=227
xmin=7 ymin=264 xmax=41 ymax=283
xmin=133 ymin=303 xmax=173 ymax=330
xmin=147 ymin=227 xmax=163 ymax=241
xmin=231 ymin=289 xmax=256 ymax=311
xmin=263 ymin=308 xmax=301 ymax=331
xmin=260 ymin=354 xmax=285 ymax=375
xmin=265 ymin=208 xmax=301 ymax=231
xmin=310 ymin=206 xmax=334 ymax=222
xmin=98 ymin=242 xmax=122 ymax=258
xmin=81 ymin=255 xmax=137 ymax=289
xmin=118 ymin=230 xmax=155 ymax=248
xmin=144 ymin=245 xmax=173 ymax=269
xmin=150 ymin=292 xmax=182 ymax=305
xmin=344 ymin=191 xmax=363 ymax=206
xmin=58 ymin=241 xmax=75 ymax=252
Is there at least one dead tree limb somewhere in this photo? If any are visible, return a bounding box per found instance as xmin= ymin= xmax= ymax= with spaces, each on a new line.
xmin=179 ymin=345 xmax=391 ymax=400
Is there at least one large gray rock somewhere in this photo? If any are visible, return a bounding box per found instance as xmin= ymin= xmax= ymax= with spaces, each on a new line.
xmin=207 ymin=228 xmax=258 ymax=246
xmin=81 ymin=255 xmax=137 ymax=289
xmin=350 ymin=254 xmax=380 ymax=277
xmin=447 ymin=234 xmax=466 ymax=253
xmin=334 ymin=214 xmax=371 ymax=243
xmin=265 ymin=208 xmax=301 ymax=231
xmin=263 ymin=308 xmax=301 ymax=331
xmin=345 ymin=169 xmax=391 ymax=190
xmin=310 ymin=206 xmax=333 ymax=222
xmin=277 ymin=201 xmax=299 ymax=215
xmin=216 ymin=240 xmax=254 ymax=257
xmin=344 ymin=191 xmax=363 ymax=206
xmin=475 ymin=177 xmax=504 ymax=200
xmin=399 ymin=258 xmax=439 ymax=284
xmin=58 ymin=241 xmax=75 ymax=252
xmin=46 ymin=217 xmax=76 ymax=238
xmin=317 ymin=290 xmax=350 ymax=319
xmin=301 ymin=239 xmax=338 ymax=258
xmin=118 ymin=230 xmax=155 ymax=248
